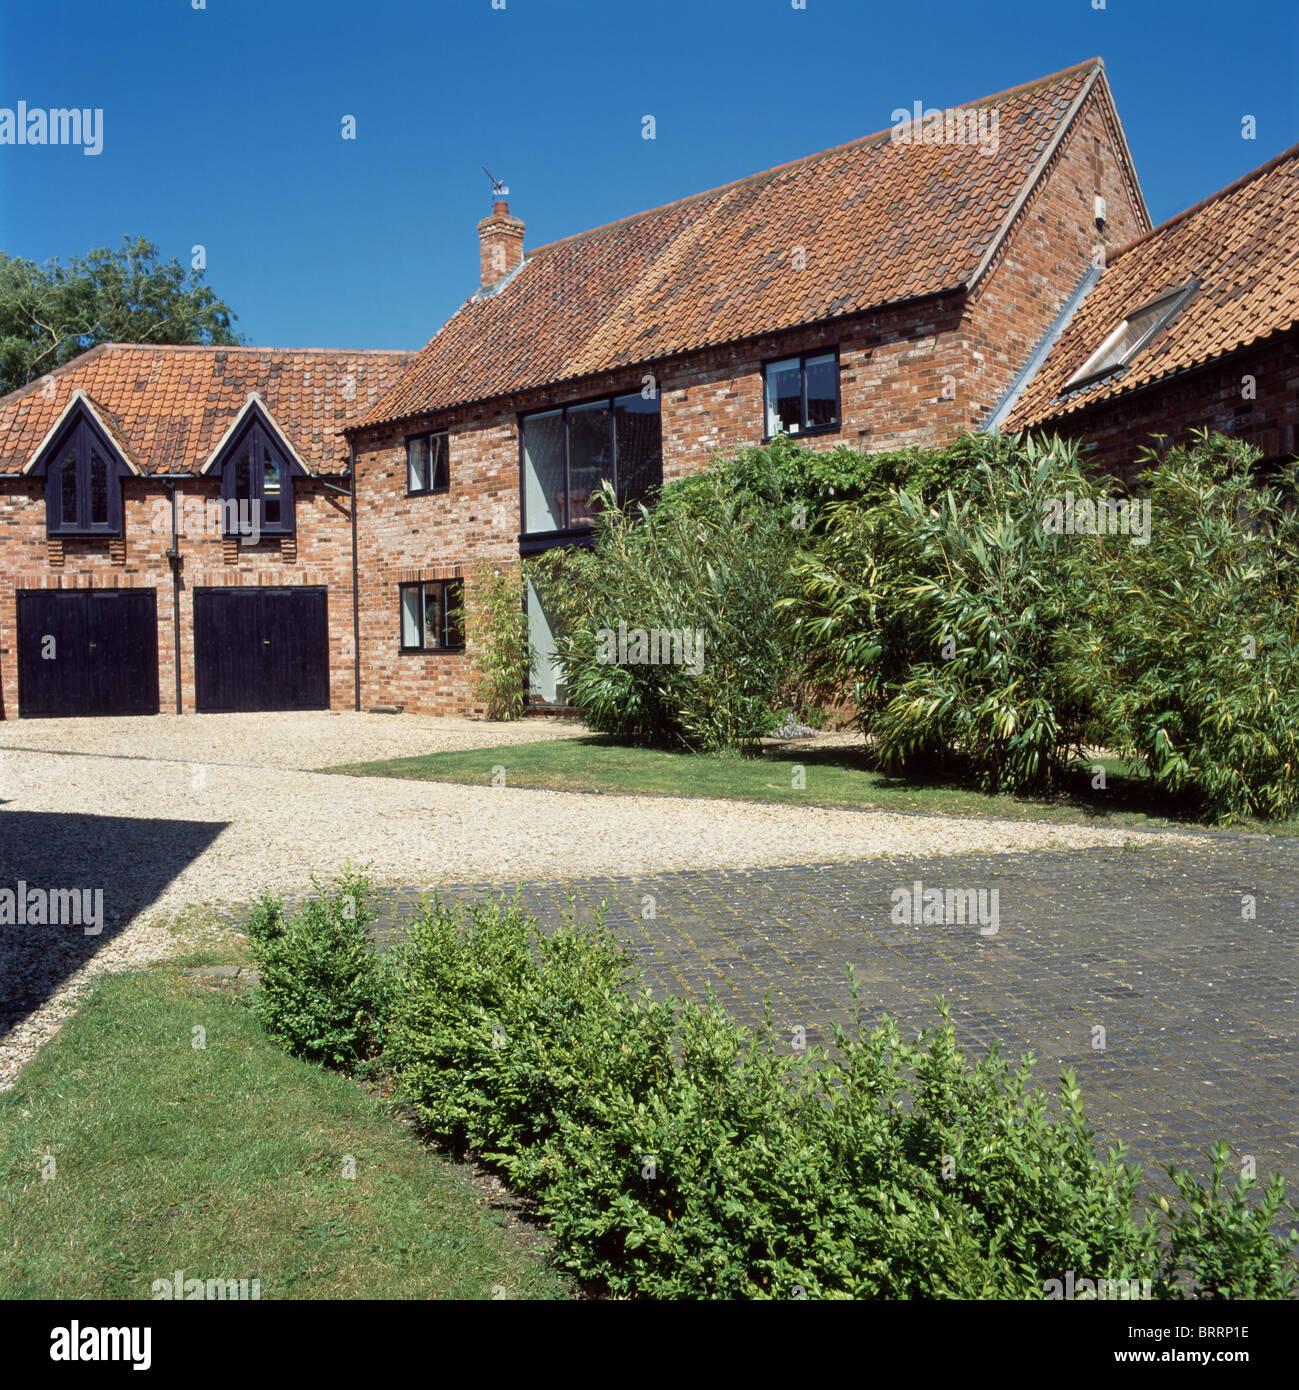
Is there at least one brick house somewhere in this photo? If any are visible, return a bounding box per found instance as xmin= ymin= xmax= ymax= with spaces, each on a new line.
xmin=345 ymin=57 xmax=1150 ymax=715
xmin=1001 ymin=143 xmax=1299 ymax=478
xmin=0 ymin=345 xmax=410 ymax=718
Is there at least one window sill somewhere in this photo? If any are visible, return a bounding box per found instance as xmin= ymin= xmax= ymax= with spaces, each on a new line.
xmin=405 ymin=486 xmax=451 ymax=498
xmin=761 ymin=422 xmax=842 ymax=445
xmin=46 ymin=529 xmax=122 ymax=540
xmin=399 ymin=645 xmax=465 ymax=655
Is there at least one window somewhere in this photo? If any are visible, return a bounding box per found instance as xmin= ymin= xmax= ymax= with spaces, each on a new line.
xmin=764 ymin=351 xmax=840 ymax=438
xmin=43 ymin=415 xmax=127 ymax=536
xmin=407 ymin=432 xmax=450 ymax=494
xmin=1064 ymin=281 xmax=1199 ymax=391
xmin=520 ymin=390 xmax=662 ymax=536
xmin=216 ymin=418 xmax=296 ymax=537
xmin=399 ymin=579 xmax=464 ymax=651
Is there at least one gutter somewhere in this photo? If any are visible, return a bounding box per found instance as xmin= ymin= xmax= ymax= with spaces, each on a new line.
xmin=162 ymin=481 xmax=183 ymax=715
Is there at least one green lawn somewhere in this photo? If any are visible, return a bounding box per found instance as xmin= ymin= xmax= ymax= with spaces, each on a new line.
xmin=329 ymin=734 xmax=1296 ymax=836
xmin=0 ymin=944 xmax=568 ymax=1301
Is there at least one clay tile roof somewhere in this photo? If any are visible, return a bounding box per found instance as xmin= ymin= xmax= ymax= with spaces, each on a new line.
xmin=358 ymin=59 xmax=1113 ymax=430
xmin=0 ymin=344 xmax=413 ymax=475
xmin=1006 ymin=143 xmax=1299 ymax=431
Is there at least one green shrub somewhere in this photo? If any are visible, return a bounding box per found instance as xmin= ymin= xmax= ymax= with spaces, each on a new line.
xmin=376 ymin=897 xmax=1297 ymax=1299
xmin=245 ymin=892 xmax=286 ymax=945
xmin=527 ymin=478 xmax=795 ymax=749
xmin=1059 ymin=431 xmax=1299 ymax=822
xmin=385 ymin=893 xmax=648 ymax=1158
xmin=469 ymin=559 xmax=531 ymax=721
xmin=1155 ymin=1143 xmax=1298 ymax=1299
xmin=249 ymin=868 xmax=387 ymax=1069
xmin=786 ymin=432 xmax=1095 ymax=793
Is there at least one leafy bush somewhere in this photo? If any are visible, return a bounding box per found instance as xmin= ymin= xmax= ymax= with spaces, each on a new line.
xmin=245 ymin=892 xmax=286 ymax=946
xmin=785 ymin=432 xmax=1095 ymax=793
xmin=468 ymin=559 xmax=531 ymax=720
xmin=527 ymin=478 xmax=795 ymax=749
xmin=378 ymin=896 xmax=1297 ymax=1299
xmin=249 ymin=868 xmax=387 ymax=1069
xmin=1058 ymin=431 xmax=1299 ymax=822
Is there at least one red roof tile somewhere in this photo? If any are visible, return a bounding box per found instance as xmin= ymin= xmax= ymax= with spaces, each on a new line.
xmin=359 ymin=60 xmax=1116 ymax=429
xmin=1006 ymin=143 xmax=1299 ymax=430
xmin=0 ymin=344 xmax=413 ymax=475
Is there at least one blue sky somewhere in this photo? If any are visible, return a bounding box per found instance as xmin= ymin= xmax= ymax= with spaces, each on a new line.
xmin=1 ymin=0 xmax=1294 ymax=350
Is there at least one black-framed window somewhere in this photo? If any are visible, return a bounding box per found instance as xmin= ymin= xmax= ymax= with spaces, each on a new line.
xmin=763 ymin=350 xmax=840 ymax=439
xmin=520 ymin=390 xmax=662 ymax=536
xmin=217 ymin=418 xmax=296 ymax=537
xmin=407 ymin=431 xmax=450 ymax=495
xmin=399 ymin=579 xmax=464 ymax=651
xmin=42 ymin=415 xmax=129 ymax=536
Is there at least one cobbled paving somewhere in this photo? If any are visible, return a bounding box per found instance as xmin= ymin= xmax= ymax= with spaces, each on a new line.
xmin=358 ymin=837 xmax=1299 ymax=1191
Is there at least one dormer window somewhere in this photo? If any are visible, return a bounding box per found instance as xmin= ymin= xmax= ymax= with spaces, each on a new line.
xmin=205 ymin=399 xmax=303 ymax=539
xmin=30 ymin=400 xmax=131 ymax=537
xmin=1064 ymin=280 xmax=1199 ymax=392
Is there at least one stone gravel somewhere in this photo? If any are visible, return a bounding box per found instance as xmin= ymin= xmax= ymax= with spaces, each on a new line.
xmin=1 ymin=711 xmax=1201 ymax=1089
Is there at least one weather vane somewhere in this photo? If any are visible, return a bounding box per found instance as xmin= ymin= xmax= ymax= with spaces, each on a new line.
xmin=481 ymin=165 xmax=509 ymax=202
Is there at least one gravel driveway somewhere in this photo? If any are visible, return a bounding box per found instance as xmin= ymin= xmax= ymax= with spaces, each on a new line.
xmin=1 ymin=711 xmax=1200 ymax=1087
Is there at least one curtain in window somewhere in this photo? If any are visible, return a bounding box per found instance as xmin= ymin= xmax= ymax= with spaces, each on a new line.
xmin=765 ymin=358 xmax=802 ymax=435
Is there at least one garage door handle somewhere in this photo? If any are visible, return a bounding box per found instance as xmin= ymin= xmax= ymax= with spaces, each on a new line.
xmin=263 ymin=638 xmax=270 ymax=646
xmin=88 ymin=641 xmax=96 ymax=650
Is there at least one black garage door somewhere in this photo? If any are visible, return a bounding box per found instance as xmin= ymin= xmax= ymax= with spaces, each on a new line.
xmin=194 ymin=587 xmax=329 ymax=713
xmin=17 ymin=589 xmax=159 ymax=718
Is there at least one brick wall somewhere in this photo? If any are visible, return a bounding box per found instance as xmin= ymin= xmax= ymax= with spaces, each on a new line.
xmin=961 ymin=86 xmax=1150 ymax=427
xmin=0 ymin=473 xmax=355 ymax=719
xmin=1030 ymin=332 xmax=1299 ymax=480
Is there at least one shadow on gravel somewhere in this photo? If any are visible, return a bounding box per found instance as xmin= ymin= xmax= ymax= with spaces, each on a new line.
xmin=0 ymin=810 xmax=227 ymax=1036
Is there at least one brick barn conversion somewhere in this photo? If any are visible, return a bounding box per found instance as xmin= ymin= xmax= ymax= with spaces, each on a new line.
xmin=0 ymin=57 xmax=1293 ymax=720
xmin=0 ymin=347 xmax=410 ymax=718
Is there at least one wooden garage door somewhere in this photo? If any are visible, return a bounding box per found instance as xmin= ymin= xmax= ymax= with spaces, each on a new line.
xmin=17 ymin=589 xmax=159 ymax=718
xmin=193 ymin=587 xmax=329 ymax=713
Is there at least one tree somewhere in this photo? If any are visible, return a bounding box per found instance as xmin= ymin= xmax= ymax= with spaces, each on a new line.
xmin=0 ymin=236 xmax=242 ymax=394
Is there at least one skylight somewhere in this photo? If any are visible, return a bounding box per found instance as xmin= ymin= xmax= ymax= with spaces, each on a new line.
xmin=1064 ymin=280 xmax=1199 ymax=390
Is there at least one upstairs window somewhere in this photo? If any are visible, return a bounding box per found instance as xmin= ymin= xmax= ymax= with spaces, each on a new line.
xmin=764 ymin=350 xmax=840 ymax=439
xmin=520 ymin=390 xmax=662 ymax=536
xmin=215 ymin=416 xmax=298 ymax=538
xmin=1064 ymin=281 xmax=1199 ymax=391
xmin=40 ymin=412 xmax=128 ymax=536
xmin=407 ymin=431 xmax=450 ymax=494
xmin=400 ymin=579 xmax=464 ymax=651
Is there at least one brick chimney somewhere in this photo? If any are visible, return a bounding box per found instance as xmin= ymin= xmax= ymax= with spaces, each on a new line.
xmin=478 ymin=199 xmax=525 ymax=287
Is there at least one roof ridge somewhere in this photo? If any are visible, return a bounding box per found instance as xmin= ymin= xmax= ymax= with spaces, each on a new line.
xmin=1109 ymin=142 xmax=1299 ymax=263
xmin=525 ymin=57 xmax=1104 ymax=260
xmin=87 ymin=342 xmax=413 ymax=356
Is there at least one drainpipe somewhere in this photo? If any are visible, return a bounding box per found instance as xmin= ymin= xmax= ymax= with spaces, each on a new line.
xmin=348 ymin=440 xmax=361 ymax=711
xmin=164 ymin=482 xmax=183 ymax=715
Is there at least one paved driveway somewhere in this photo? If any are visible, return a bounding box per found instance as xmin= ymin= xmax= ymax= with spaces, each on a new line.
xmin=0 ymin=711 xmax=1199 ymax=1089
xmin=368 ymin=839 xmax=1299 ymax=1191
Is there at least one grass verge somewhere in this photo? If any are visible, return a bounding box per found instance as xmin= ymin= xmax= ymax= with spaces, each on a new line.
xmin=328 ymin=735 xmax=1297 ymax=836
xmin=0 ymin=947 xmax=567 ymax=1301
